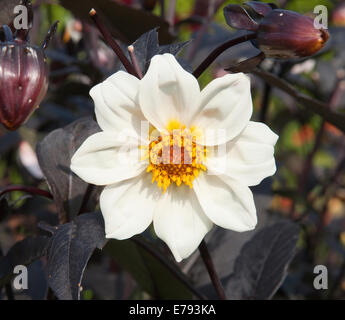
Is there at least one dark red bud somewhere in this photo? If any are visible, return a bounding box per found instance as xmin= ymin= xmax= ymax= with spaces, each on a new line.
xmin=223 ymin=2 xmax=277 ymax=31
xmin=0 ymin=42 xmax=48 ymax=130
xmin=244 ymin=1 xmax=277 ymax=17
xmin=224 ymin=4 xmax=259 ymax=31
xmin=256 ymin=10 xmax=330 ymax=59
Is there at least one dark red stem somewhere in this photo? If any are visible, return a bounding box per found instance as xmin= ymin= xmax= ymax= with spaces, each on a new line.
xmin=0 ymin=185 xmax=53 ymax=200
xmin=193 ymin=32 xmax=257 ymax=78
xmin=199 ymin=240 xmax=227 ymax=300
xmin=89 ymin=9 xmax=139 ymax=78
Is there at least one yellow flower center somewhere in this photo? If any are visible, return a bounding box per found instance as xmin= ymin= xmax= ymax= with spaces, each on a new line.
xmin=141 ymin=121 xmax=208 ymax=192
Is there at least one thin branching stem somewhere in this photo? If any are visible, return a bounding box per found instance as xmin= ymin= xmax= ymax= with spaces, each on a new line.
xmin=193 ymin=32 xmax=257 ymax=78
xmin=128 ymin=45 xmax=143 ymax=79
xmin=0 ymin=185 xmax=53 ymax=200
xmin=252 ymin=68 xmax=345 ymax=134
xmin=199 ymin=240 xmax=227 ymax=300
xmin=89 ymin=9 xmax=139 ymax=78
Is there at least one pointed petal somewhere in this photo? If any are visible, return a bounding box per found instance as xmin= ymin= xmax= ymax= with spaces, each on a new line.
xmin=207 ymin=121 xmax=278 ymax=186
xmin=191 ymin=73 xmax=253 ymax=146
xmin=71 ymin=131 xmax=146 ymax=185
xmin=153 ymin=185 xmax=213 ymax=262
xmin=139 ymin=54 xmax=200 ymax=131
xmin=101 ymin=173 xmax=158 ymax=239
xmin=90 ymin=71 xmax=145 ymax=136
xmin=194 ymin=174 xmax=257 ymax=232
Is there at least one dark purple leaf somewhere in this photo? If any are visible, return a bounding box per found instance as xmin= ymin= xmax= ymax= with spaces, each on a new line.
xmin=225 ymin=52 xmax=265 ymax=73
xmin=188 ymin=182 xmax=274 ymax=299
xmin=59 ymin=0 xmax=174 ymax=44
xmin=127 ymin=28 xmax=160 ymax=73
xmin=226 ymin=221 xmax=299 ymax=299
xmin=0 ymin=236 xmax=51 ymax=286
xmin=158 ymin=41 xmax=190 ymax=56
xmin=120 ymin=28 xmax=191 ymax=74
xmin=42 ymin=211 xmax=106 ymax=300
xmin=36 ymin=117 xmax=101 ymax=223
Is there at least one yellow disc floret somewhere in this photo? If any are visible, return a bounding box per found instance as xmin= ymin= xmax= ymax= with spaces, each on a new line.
xmin=141 ymin=121 xmax=208 ymax=192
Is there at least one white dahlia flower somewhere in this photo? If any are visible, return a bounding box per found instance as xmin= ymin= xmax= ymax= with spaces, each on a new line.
xmin=71 ymin=53 xmax=278 ymax=262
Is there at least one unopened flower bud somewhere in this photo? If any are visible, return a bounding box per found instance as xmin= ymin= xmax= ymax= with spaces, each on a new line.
xmin=256 ymin=9 xmax=329 ymax=59
xmin=0 ymin=0 xmax=57 ymax=131
xmin=224 ymin=2 xmax=329 ymax=59
xmin=0 ymin=41 xmax=48 ymax=130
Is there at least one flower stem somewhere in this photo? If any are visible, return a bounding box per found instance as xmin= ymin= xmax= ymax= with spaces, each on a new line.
xmin=198 ymin=240 xmax=227 ymax=300
xmin=193 ymin=32 xmax=257 ymax=78
xmin=259 ymin=83 xmax=272 ymax=123
xmin=0 ymin=185 xmax=53 ymax=200
xmin=128 ymin=45 xmax=143 ymax=79
xmin=89 ymin=9 xmax=139 ymax=78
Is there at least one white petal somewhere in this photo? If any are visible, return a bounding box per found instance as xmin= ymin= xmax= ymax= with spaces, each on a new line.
xmin=71 ymin=131 xmax=147 ymax=185
xmin=191 ymin=73 xmax=253 ymax=146
xmin=139 ymin=54 xmax=200 ymax=132
xmin=153 ymin=185 xmax=213 ymax=262
xmin=193 ymin=173 xmax=257 ymax=232
xmin=101 ymin=173 xmax=158 ymax=239
xmin=90 ymin=71 xmax=145 ymax=135
xmin=207 ymin=121 xmax=279 ymax=186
